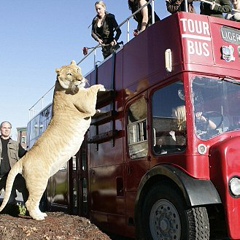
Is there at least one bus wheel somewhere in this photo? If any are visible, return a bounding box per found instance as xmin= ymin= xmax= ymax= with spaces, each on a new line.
xmin=141 ymin=184 xmax=210 ymax=240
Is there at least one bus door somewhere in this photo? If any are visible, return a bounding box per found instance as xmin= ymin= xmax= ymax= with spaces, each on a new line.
xmin=125 ymin=91 xmax=150 ymax=218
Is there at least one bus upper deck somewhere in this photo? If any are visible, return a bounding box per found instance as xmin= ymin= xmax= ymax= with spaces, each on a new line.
xmin=85 ymin=12 xmax=240 ymax=90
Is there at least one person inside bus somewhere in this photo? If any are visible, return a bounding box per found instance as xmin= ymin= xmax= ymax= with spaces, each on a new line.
xmin=0 ymin=121 xmax=28 ymax=216
xmin=155 ymin=105 xmax=187 ymax=154
xmin=128 ymin=0 xmax=160 ymax=36
xmin=192 ymin=88 xmax=217 ymax=132
xmin=166 ymin=0 xmax=196 ymax=14
xmin=195 ymin=112 xmax=217 ymax=130
xmin=171 ymin=104 xmax=217 ymax=146
xmin=200 ymin=0 xmax=231 ymax=18
xmin=154 ymin=137 xmax=167 ymax=154
xmin=171 ymin=105 xmax=187 ymax=151
xmin=91 ymin=1 xmax=122 ymax=59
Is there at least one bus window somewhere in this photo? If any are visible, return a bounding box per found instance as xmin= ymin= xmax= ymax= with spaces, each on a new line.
xmin=31 ymin=115 xmax=40 ymax=142
xmin=40 ymin=105 xmax=52 ymax=135
xmin=127 ymin=96 xmax=148 ymax=159
xmin=192 ymin=76 xmax=240 ymax=140
xmin=152 ymin=82 xmax=187 ymax=154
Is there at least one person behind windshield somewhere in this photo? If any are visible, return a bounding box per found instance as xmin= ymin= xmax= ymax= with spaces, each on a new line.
xmin=128 ymin=0 xmax=160 ymax=36
xmin=91 ymin=1 xmax=122 ymax=59
xmin=193 ymin=89 xmax=217 ymax=131
xmin=195 ymin=112 xmax=217 ymax=130
xmin=166 ymin=0 xmax=196 ymax=14
xmin=173 ymin=100 xmax=216 ymax=142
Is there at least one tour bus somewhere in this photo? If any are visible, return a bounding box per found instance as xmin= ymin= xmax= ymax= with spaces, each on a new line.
xmin=27 ymin=9 xmax=240 ymax=240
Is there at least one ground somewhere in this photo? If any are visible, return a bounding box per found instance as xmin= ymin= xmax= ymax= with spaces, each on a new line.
xmin=0 ymin=212 xmax=111 ymax=240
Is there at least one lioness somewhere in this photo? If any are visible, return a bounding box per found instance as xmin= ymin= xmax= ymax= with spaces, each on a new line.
xmin=0 ymin=60 xmax=105 ymax=220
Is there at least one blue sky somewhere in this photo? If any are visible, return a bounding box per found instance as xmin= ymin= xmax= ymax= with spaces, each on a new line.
xmin=0 ymin=1 xmax=200 ymax=139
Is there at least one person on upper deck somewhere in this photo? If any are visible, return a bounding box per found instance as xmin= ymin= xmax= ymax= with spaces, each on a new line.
xmin=226 ymin=0 xmax=240 ymax=21
xmin=91 ymin=1 xmax=122 ymax=59
xmin=166 ymin=0 xmax=196 ymax=14
xmin=128 ymin=0 xmax=160 ymax=36
xmin=200 ymin=0 xmax=231 ymax=18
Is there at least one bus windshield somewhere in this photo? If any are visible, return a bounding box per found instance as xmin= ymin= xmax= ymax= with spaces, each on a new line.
xmin=192 ymin=76 xmax=240 ymax=140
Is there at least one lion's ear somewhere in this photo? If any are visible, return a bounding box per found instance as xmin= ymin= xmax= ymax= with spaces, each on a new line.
xmin=55 ymin=68 xmax=60 ymax=74
xmin=71 ymin=60 xmax=76 ymax=66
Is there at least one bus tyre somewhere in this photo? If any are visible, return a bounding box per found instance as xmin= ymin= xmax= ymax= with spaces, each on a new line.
xmin=141 ymin=184 xmax=210 ymax=240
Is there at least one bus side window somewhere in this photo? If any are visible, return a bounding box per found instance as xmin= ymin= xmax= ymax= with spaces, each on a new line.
xmin=152 ymin=82 xmax=187 ymax=154
xmin=127 ymin=97 xmax=148 ymax=159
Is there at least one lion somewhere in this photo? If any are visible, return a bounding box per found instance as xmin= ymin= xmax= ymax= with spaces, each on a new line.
xmin=0 ymin=60 xmax=105 ymax=220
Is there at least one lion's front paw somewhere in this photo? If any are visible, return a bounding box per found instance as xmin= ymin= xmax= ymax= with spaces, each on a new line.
xmin=97 ymin=84 xmax=106 ymax=92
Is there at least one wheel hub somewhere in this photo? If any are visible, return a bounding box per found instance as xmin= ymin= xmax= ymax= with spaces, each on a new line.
xmin=150 ymin=199 xmax=181 ymax=240
xmin=160 ymin=218 xmax=168 ymax=231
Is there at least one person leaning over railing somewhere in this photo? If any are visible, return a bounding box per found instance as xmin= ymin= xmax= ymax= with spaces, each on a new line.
xmin=91 ymin=1 xmax=122 ymax=59
xmin=226 ymin=0 xmax=240 ymax=21
xmin=200 ymin=0 xmax=231 ymax=18
xmin=128 ymin=0 xmax=160 ymax=36
xmin=166 ymin=0 xmax=196 ymax=14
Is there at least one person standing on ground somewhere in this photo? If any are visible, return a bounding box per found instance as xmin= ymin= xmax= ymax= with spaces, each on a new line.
xmin=91 ymin=1 xmax=122 ymax=59
xmin=0 ymin=121 xmax=28 ymax=216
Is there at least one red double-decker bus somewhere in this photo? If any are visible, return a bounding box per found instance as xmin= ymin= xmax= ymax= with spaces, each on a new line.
xmin=27 ymin=11 xmax=240 ymax=240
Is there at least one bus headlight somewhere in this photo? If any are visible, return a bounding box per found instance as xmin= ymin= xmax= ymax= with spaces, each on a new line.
xmin=229 ymin=177 xmax=240 ymax=197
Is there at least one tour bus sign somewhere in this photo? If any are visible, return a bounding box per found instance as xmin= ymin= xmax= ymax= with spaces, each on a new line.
xmin=180 ymin=17 xmax=213 ymax=63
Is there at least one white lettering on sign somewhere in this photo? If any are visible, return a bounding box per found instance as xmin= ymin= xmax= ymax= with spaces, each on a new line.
xmin=180 ymin=18 xmax=211 ymax=57
xmin=180 ymin=18 xmax=210 ymax=36
xmin=221 ymin=27 xmax=240 ymax=45
xmin=187 ymin=40 xmax=210 ymax=56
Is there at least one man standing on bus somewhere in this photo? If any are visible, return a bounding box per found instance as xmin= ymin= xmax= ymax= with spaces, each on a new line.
xmin=0 ymin=121 xmax=28 ymax=216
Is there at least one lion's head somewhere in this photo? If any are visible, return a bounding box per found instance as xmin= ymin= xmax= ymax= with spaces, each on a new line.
xmin=55 ymin=60 xmax=87 ymax=94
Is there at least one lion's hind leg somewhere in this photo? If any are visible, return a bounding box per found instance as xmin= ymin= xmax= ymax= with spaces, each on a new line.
xmin=25 ymin=180 xmax=48 ymax=220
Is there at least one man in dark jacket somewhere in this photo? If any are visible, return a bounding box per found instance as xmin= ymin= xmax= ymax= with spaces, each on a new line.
xmin=0 ymin=121 xmax=28 ymax=216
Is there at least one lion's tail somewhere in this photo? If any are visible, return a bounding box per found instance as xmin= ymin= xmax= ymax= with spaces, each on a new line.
xmin=0 ymin=159 xmax=23 ymax=212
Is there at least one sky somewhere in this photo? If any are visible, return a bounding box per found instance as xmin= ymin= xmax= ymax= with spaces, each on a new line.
xmin=0 ymin=1 xmax=200 ymax=140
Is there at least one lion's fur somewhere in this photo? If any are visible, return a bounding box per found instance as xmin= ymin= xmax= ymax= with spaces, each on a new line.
xmin=0 ymin=60 xmax=105 ymax=220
